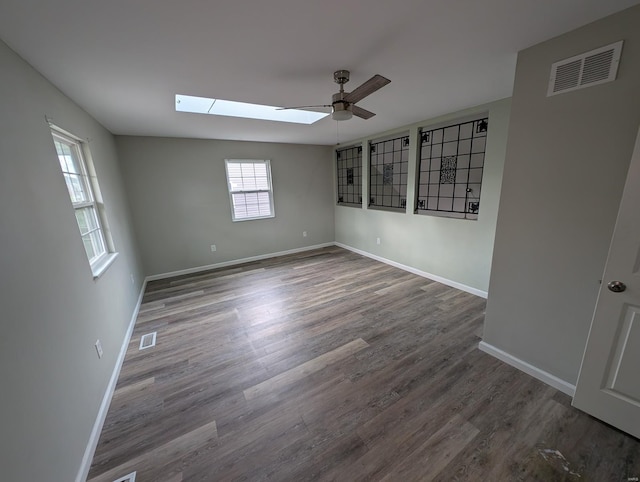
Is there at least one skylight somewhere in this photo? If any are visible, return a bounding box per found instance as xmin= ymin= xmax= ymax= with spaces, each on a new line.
xmin=175 ymin=94 xmax=329 ymax=124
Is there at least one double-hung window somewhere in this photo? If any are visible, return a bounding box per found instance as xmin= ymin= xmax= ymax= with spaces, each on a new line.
xmin=225 ymin=160 xmax=275 ymax=221
xmin=51 ymin=127 xmax=115 ymax=276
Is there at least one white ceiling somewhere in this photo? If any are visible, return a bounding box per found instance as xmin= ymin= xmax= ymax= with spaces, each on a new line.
xmin=1 ymin=0 xmax=638 ymax=145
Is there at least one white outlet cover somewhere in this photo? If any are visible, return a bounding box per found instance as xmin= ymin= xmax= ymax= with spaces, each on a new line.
xmin=210 ymin=244 xmax=217 ymax=252
xmin=95 ymin=340 xmax=103 ymax=358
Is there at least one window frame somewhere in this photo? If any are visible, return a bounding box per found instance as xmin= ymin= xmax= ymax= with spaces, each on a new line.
xmin=51 ymin=126 xmax=117 ymax=277
xmin=415 ymin=114 xmax=488 ymax=220
xmin=336 ymin=144 xmax=363 ymax=208
xmin=368 ymin=132 xmax=410 ymax=212
xmin=224 ymin=159 xmax=275 ymax=222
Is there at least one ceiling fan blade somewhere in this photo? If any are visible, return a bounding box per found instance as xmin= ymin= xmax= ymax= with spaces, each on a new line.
xmin=277 ymin=104 xmax=332 ymax=111
xmin=352 ymin=105 xmax=376 ymax=120
xmin=344 ymin=74 xmax=390 ymax=104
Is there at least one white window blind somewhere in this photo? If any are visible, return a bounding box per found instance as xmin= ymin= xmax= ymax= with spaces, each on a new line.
xmin=225 ymin=160 xmax=275 ymax=221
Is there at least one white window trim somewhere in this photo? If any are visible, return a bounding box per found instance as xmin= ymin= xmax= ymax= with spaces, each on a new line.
xmin=224 ymin=159 xmax=275 ymax=222
xmin=50 ymin=125 xmax=118 ymax=278
xmin=91 ymin=252 xmax=119 ymax=279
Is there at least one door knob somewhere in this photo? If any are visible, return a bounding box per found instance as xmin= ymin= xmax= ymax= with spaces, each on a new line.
xmin=607 ymin=280 xmax=626 ymax=293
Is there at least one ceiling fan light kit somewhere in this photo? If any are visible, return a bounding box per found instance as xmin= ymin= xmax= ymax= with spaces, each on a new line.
xmin=332 ymin=103 xmax=353 ymax=121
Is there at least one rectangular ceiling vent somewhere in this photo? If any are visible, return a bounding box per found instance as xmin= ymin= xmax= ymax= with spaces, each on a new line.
xmin=139 ymin=332 xmax=157 ymax=350
xmin=547 ymin=40 xmax=623 ymax=96
xmin=113 ymin=472 xmax=136 ymax=482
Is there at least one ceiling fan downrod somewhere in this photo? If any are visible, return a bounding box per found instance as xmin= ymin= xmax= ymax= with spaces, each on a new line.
xmin=332 ymin=70 xmax=352 ymax=121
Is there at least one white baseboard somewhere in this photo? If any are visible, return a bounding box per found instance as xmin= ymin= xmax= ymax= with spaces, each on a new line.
xmin=76 ymin=279 xmax=147 ymax=482
xmin=334 ymin=242 xmax=488 ymax=298
xmin=145 ymin=243 xmax=335 ymax=281
xmin=478 ymin=341 xmax=576 ymax=397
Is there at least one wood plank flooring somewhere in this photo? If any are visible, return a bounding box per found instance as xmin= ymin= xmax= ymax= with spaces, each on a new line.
xmin=88 ymin=246 xmax=640 ymax=481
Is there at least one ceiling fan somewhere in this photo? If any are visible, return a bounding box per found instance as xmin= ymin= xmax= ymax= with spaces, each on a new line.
xmin=282 ymin=70 xmax=391 ymax=121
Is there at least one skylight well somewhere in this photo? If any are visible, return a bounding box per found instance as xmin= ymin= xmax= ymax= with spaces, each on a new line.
xmin=175 ymin=94 xmax=328 ymax=124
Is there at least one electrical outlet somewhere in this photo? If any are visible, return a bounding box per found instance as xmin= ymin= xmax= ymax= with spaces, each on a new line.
xmin=210 ymin=244 xmax=217 ymax=252
xmin=376 ymin=237 xmax=381 ymax=245
xmin=303 ymin=231 xmax=307 ymax=237
xmin=130 ymin=274 xmax=135 ymax=285
xmin=95 ymin=339 xmax=103 ymax=359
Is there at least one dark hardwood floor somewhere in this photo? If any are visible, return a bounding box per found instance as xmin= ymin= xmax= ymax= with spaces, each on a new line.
xmin=88 ymin=246 xmax=640 ymax=481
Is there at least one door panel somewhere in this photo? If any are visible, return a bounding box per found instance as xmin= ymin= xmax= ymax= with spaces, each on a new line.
xmin=603 ymin=304 xmax=640 ymax=403
xmin=573 ymin=126 xmax=640 ymax=439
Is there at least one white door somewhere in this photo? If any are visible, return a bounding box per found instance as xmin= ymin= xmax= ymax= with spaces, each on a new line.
xmin=573 ymin=126 xmax=640 ymax=438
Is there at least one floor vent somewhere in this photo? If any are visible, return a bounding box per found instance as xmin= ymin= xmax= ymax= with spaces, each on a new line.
xmin=113 ymin=472 xmax=136 ymax=482
xmin=139 ymin=332 xmax=157 ymax=350
xmin=547 ymin=40 xmax=623 ymax=96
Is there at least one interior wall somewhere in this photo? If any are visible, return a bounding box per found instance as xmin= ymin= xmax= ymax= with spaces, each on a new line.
xmin=116 ymin=136 xmax=335 ymax=276
xmin=483 ymin=5 xmax=640 ymax=385
xmin=334 ymin=98 xmax=511 ymax=294
xmin=0 ymin=40 xmax=143 ymax=481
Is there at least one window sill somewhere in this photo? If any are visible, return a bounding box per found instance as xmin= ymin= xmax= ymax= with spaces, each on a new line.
xmin=92 ymin=252 xmax=119 ymax=279
xmin=336 ymin=202 xmax=363 ymax=209
xmin=232 ymin=214 xmax=275 ymax=222
xmin=367 ymin=205 xmax=406 ymax=214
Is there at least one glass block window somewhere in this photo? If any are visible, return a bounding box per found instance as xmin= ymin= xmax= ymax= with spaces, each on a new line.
xmin=336 ymin=145 xmax=362 ymax=206
xmin=416 ymin=117 xmax=488 ymax=220
xmin=369 ymin=134 xmax=409 ymax=211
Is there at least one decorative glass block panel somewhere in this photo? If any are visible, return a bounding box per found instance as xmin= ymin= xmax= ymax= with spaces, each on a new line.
xmin=383 ymin=164 xmax=393 ymax=184
xmin=346 ymin=168 xmax=354 ymax=185
xmin=440 ymin=156 xmax=457 ymax=184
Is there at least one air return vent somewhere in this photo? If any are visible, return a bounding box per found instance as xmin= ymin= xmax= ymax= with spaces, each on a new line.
xmin=547 ymin=40 xmax=623 ymax=96
xmin=113 ymin=472 xmax=136 ymax=482
xmin=139 ymin=332 xmax=157 ymax=350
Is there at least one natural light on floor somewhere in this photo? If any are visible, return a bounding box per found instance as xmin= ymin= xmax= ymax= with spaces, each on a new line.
xmin=175 ymin=94 xmax=329 ymax=124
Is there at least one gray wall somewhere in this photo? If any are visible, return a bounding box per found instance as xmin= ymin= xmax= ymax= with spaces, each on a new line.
xmin=335 ymin=99 xmax=511 ymax=294
xmin=0 ymin=41 xmax=144 ymax=480
xmin=116 ymin=136 xmax=335 ymax=276
xmin=483 ymin=5 xmax=640 ymax=384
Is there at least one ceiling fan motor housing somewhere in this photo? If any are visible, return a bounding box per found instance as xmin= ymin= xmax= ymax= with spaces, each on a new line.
xmin=332 ymin=91 xmax=349 ymax=105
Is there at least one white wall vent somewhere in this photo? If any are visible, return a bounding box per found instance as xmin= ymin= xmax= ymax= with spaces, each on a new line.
xmin=139 ymin=332 xmax=157 ymax=350
xmin=547 ymin=40 xmax=623 ymax=96
xmin=113 ymin=472 xmax=136 ymax=482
